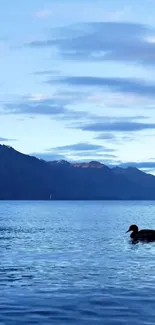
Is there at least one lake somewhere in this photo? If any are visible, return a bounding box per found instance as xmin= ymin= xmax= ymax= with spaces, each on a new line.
xmin=0 ymin=200 xmax=155 ymax=324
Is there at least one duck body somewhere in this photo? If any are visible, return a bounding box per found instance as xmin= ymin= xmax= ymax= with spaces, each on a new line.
xmin=126 ymin=224 xmax=155 ymax=242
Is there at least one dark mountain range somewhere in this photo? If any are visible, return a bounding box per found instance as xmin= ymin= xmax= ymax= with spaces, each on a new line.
xmin=0 ymin=144 xmax=155 ymax=200
xmin=112 ymin=166 xmax=155 ymax=198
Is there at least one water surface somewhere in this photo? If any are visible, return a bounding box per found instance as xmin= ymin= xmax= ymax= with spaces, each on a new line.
xmin=0 ymin=200 xmax=155 ymax=324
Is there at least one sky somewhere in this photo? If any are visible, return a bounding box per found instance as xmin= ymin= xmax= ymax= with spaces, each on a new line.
xmin=0 ymin=0 xmax=155 ymax=172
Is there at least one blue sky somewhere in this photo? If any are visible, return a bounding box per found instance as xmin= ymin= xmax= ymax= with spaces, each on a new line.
xmin=1 ymin=0 xmax=155 ymax=172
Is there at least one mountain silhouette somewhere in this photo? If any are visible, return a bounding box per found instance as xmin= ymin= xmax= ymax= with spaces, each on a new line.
xmin=0 ymin=144 xmax=154 ymax=200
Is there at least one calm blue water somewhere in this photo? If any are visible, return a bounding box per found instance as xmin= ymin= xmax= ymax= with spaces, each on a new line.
xmin=0 ymin=200 xmax=155 ymax=324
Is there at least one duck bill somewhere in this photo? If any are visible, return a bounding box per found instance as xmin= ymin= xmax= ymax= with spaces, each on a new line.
xmin=126 ymin=229 xmax=130 ymax=233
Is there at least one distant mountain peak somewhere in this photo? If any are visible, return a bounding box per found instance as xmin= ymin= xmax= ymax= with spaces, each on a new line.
xmin=0 ymin=144 xmax=12 ymax=149
xmin=57 ymin=160 xmax=70 ymax=165
xmin=0 ymin=144 xmax=15 ymax=154
xmin=48 ymin=159 xmax=71 ymax=165
xmin=72 ymin=160 xmax=107 ymax=169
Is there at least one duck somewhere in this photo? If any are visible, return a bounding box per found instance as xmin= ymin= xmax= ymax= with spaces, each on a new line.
xmin=126 ymin=224 xmax=155 ymax=242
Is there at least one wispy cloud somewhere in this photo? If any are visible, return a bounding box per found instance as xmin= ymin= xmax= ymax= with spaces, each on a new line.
xmin=28 ymin=21 xmax=155 ymax=65
xmin=78 ymin=120 xmax=155 ymax=132
xmin=4 ymin=100 xmax=66 ymax=116
xmin=53 ymin=75 xmax=155 ymax=100
xmin=2 ymin=93 xmax=151 ymax=139
xmin=2 ymin=95 xmax=91 ymax=121
xmin=46 ymin=142 xmax=115 ymax=153
xmin=34 ymin=70 xmax=60 ymax=76
xmin=95 ymin=133 xmax=134 ymax=142
xmin=0 ymin=137 xmax=16 ymax=142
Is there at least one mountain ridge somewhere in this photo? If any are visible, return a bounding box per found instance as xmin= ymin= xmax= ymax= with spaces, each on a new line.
xmin=0 ymin=144 xmax=155 ymax=200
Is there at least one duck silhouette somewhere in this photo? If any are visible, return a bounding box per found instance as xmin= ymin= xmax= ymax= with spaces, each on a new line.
xmin=126 ymin=224 xmax=155 ymax=242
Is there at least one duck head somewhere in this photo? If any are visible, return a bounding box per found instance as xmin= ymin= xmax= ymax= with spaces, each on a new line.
xmin=126 ymin=224 xmax=138 ymax=233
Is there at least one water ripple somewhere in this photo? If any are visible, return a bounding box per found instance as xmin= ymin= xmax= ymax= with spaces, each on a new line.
xmin=0 ymin=200 xmax=155 ymax=324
